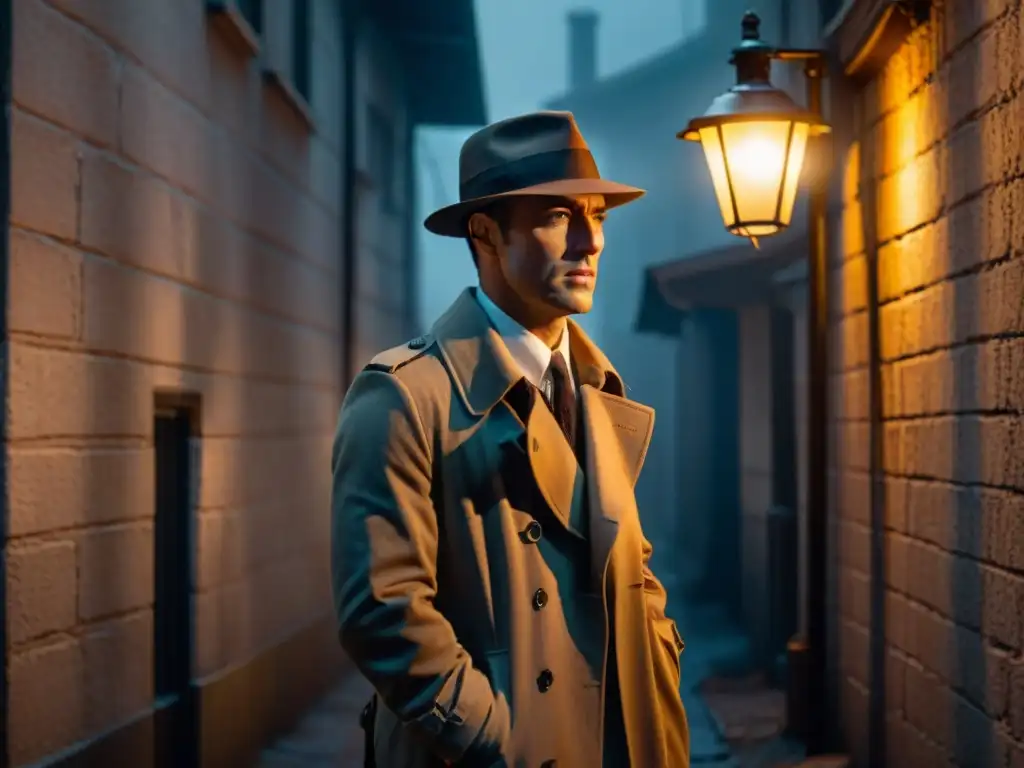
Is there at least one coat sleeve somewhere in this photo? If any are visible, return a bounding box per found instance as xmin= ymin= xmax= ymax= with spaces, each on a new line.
xmin=331 ymin=369 xmax=509 ymax=764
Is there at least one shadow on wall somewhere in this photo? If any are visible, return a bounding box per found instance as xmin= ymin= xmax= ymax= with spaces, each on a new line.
xmin=855 ymin=52 xmax=886 ymax=768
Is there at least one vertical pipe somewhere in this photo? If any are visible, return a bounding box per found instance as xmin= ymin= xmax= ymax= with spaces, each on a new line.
xmin=566 ymin=10 xmax=599 ymax=91
xmin=864 ymin=88 xmax=888 ymax=768
xmin=0 ymin=0 xmax=11 ymax=762
xmin=803 ymin=55 xmax=830 ymax=757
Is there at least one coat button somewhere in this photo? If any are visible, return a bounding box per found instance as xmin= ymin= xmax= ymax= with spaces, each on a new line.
xmin=520 ymin=520 xmax=542 ymax=544
xmin=532 ymin=588 xmax=548 ymax=611
xmin=536 ymin=669 xmax=554 ymax=693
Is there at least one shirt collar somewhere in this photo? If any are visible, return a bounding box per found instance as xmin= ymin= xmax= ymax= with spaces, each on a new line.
xmin=475 ymin=287 xmax=573 ymax=390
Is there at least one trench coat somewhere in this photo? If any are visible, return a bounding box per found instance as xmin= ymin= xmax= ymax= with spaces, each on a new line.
xmin=331 ymin=288 xmax=689 ymax=768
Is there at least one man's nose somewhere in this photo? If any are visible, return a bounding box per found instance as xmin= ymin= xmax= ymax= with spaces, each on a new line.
xmin=568 ymin=218 xmax=602 ymax=258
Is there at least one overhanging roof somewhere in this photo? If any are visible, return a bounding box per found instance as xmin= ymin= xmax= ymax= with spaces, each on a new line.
xmin=375 ymin=0 xmax=487 ymax=126
xmin=635 ymin=228 xmax=807 ymax=335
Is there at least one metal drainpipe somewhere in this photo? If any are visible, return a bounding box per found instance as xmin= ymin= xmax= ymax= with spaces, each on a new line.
xmin=802 ymin=55 xmax=830 ymax=756
xmin=0 ymin=0 xmax=12 ymax=762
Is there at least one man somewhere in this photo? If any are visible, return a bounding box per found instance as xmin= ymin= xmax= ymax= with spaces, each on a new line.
xmin=331 ymin=111 xmax=688 ymax=767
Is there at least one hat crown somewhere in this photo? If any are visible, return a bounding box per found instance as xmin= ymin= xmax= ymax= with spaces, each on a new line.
xmin=421 ymin=110 xmax=644 ymax=237
xmin=458 ymin=111 xmax=592 ymax=189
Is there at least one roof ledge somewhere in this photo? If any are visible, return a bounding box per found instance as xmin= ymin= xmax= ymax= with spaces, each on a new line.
xmin=824 ymin=0 xmax=931 ymax=82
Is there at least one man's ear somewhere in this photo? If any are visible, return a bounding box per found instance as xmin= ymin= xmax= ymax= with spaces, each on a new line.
xmin=467 ymin=211 xmax=502 ymax=259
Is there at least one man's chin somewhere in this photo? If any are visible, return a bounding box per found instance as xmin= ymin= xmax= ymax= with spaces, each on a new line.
xmin=557 ymin=292 xmax=594 ymax=315
xmin=540 ymin=285 xmax=595 ymax=316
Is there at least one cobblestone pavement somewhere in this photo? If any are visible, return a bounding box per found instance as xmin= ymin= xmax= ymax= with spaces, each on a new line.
xmin=257 ymin=672 xmax=372 ymax=767
xmin=700 ymin=675 xmax=850 ymax=768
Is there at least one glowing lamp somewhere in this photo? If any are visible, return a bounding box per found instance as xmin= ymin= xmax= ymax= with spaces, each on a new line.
xmin=678 ymin=12 xmax=830 ymax=242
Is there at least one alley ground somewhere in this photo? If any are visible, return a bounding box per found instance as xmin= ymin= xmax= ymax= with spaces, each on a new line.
xmin=258 ymin=604 xmax=849 ymax=767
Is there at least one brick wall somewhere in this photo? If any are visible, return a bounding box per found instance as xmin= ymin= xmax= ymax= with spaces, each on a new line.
xmin=5 ymin=0 xmax=355 ymax=763
xmin=831 ymin=0 xmax=1024 ymax=764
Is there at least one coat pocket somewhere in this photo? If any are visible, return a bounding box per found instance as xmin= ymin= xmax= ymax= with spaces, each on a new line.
xmin=651 ymin=617 xmax=685 ymax=681
xmin=373 ymin=701 xmax=443 ymax=768
xmin=484 ymin=648 xmax=512 ymax=701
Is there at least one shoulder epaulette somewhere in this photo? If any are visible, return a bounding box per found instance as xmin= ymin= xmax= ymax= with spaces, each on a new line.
xmin=364 ymin=335 xmax=433 ymax=373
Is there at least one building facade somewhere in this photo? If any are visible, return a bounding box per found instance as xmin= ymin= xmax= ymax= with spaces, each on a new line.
xmin=828 ymin=0 xmax=1024 ymax=764
xmin=2 ymin=0 xmax=484 ymax=765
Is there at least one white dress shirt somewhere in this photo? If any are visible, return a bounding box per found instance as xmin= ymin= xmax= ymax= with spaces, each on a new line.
xmin=475 ymin=287 xmax=575 ymax=394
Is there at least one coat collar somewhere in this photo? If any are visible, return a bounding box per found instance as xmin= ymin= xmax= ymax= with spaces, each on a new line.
xmin=435 ymin=289 xmax=654 ymax=590
xmin=433 ymin=287 xmax=626 ymax=416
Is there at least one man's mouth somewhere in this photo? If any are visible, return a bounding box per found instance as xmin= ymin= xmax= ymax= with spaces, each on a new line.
xmin=565 ymin=268 xmax=595 ymax=285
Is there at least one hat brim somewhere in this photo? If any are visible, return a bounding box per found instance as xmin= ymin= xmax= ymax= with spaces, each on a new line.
xmin=423 ymin=178 xmax=646 ymax=237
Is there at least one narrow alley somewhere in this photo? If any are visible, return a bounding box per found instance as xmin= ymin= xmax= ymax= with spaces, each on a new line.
xmin=5 ymin=0 xmax=1022 ymax=766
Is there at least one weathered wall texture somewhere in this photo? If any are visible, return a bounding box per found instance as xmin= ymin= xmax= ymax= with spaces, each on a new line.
xmin=831 ymin=1 xmax=1024 ymax=764
xmin=1 ymin=0 xmax=395 ymax=763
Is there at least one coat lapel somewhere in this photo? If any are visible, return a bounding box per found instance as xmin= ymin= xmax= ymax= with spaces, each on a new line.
xmin=580 ymin=387 xmax=655 ymax=588
xmin=526 ymin=392 xmax=587 ymax=536
xmin=434 ymin=289 xmax=522 ymax=417
xmin=434 ymin=288 xmax=584 ymax=536
xmin=567 ymin=321 xmax=655 ymax=589
xmin=432 ymin=289 xmax=654 ymax=546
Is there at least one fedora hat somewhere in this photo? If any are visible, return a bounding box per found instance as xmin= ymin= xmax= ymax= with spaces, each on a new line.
xmin=423 ymin=110 xmax=645 ymax=237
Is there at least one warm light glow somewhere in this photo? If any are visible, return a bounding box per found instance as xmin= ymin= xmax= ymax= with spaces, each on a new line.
xmin=698 ymin=119 xmax=811 ymax=238
xmin=878 ymin=55 xmax=935 ymax=246
xmin=697 ymin=126 xmax=737 ymax=230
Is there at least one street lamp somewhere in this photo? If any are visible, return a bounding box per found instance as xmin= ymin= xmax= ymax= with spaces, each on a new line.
xmin=679 ymin=11 xmax=830 ymax=245
xmin=678 ymin=10 xmax=833 ymax=756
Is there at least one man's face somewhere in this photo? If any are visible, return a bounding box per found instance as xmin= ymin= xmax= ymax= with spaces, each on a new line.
xmin=477 ymin=194 xmax=607 ymax=318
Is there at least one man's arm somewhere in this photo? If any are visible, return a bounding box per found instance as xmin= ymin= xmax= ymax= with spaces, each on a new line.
xmin=331 ymin=369 xmax=509 ymax=764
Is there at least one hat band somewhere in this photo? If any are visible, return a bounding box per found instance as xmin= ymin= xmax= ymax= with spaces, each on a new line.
xmin=460 ymin=148 xmax=600 ymax=200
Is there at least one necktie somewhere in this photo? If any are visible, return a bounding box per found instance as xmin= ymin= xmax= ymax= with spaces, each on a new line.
xmin=546 ymin=351 xmax=577 ymax=449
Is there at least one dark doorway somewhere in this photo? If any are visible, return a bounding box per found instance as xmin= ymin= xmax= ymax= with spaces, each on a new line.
xmin=153 ymin=404 xmax=199 ymax=768
xmin=702 ymin=308 xmax=742 ymax=616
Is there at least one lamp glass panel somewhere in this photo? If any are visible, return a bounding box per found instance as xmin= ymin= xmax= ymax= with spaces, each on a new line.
xmin=697 ymin=126 xmax=736 ymax=230
xmin=719 ymin=120 xmax=794 ymax=226
xmin=778 ymin=122 xmax=810 ymax=227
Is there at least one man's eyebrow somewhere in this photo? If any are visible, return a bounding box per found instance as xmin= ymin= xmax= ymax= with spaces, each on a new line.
xmin=541 ymin=197 xmax=576 ymax=209
xmin=541 ymin=200 xmax=607 ymax=215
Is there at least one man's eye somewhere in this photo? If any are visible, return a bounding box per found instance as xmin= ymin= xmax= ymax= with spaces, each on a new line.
xmin=546 ymin=211 xmax=571 ymax=223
